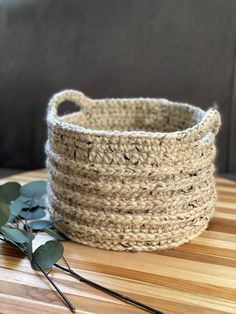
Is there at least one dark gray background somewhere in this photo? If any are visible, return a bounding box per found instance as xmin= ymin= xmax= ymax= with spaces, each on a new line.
xmin=0 ymin=0 xmax=235 ymax=177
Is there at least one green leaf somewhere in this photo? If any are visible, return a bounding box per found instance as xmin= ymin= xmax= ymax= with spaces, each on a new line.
xmin=0 ymin=225 xmax=29 ymax=244
xmin=31 ymin=240 xmax=64 ymax=270
xmin=9 ymin=197 xmax=39 ymax=222
xmin=27 ymin=220 xmax=52 ymax=231
xmin=1 ymin=236 xmax=27 ymax=253
xmin=45 ymin=228 xmax=67 ymax=241
xmin=37 ymin=198 xmax=47 ymax=208
xmin=12 ymin=196 xmax=38 ymax=210
xmin=20 ymin=180 xmax=47 ymax=200
xmin=19 ymin=208 xmax=46 ymax=220
xmin=0 ymin=202 xmax=10 ymax=227
xmin=22 ymin=198 xmax=38 ymax=209
xmin=9 ymin=198 xmax=24 ymax=220
xmin=0 ymin=182 xmax=21 ymax=204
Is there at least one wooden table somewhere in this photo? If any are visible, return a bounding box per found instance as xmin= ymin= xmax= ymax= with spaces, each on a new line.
xmin=0 ymin=170 xmax=235 ymax=314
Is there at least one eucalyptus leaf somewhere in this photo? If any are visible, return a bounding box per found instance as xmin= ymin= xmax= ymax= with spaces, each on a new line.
xmin=12 ymin=196 xmax=38 ymax=210
xmin=20 ymin=180 xmax=47 ymax=199
xmin=1 ymin=236 xmax=26 ymax=253
xmin=0 ymin=225 xmax=29 ymax=244
xmin=27 ymin=220 xmax=52 ymax=231
xmin=37 ymin=198 xmax=47 ymax=208
xmin=22 ymin=198 xmax=38 ymax=209
xmin=8 ymin=196 xmax=39 ymax=222
xmin=0 ymin=182 xmax=21 ymax=204
xmin=31 ymin=240 xmax=64 ymax=270
xmin=19 ymin=208 xmax=46 ymax=220
xmin=0 ymin=201 xmax=10 ymax=227
xmin=45 ymin=228 xmax=67 ymax=241
xmin=9 ymin=198 xmax=24 ymax=221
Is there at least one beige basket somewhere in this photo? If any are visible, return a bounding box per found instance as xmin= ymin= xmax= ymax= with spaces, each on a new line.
xmin=46 ymin=89 xmax=221 ymax=251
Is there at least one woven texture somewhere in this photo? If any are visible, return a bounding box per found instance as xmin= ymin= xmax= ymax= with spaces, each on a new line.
xmin=46 ymin=90 xmax=221 ymax=251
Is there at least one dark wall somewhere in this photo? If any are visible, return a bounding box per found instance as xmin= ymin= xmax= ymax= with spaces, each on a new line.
xmin=0 ymin=0 xmax=236 ymax=173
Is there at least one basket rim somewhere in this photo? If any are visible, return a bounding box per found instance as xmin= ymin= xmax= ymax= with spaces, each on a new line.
xmin=47 ymin=90 xmax=221 ymax=140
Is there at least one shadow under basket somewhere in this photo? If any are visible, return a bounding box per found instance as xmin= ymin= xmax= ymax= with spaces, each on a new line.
xmin=46 ymin=90 xmax=221 ymax=251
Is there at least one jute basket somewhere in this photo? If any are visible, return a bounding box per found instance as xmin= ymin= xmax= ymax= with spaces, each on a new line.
xmin=46 ymin=89 xmax=221 ymax=251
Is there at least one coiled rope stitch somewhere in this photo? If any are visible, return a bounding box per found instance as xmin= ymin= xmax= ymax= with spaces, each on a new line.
xmin=46 ymin=90 xmax=221 ymax=251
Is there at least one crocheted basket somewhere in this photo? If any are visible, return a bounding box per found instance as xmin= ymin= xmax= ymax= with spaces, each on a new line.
xmin=46 ymin=89 xmax=221 ymax=252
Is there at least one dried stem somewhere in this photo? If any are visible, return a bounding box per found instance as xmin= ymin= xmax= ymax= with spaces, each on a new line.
xmin=0 ymin=231 xmax=76 ymax=313
xmin=55 ymin=262 xmax=165 ymax=314
xmin=33 ymin=256 xmax=76 ymax=313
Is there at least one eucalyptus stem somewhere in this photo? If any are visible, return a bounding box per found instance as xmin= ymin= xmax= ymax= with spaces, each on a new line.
xmin=55 ymin=262 xmax=164 ymax=314
xmin=23 ymin=224 xmax=76 ymax=313
xmin=0 ymin=180 xmax=78 ymax=313
xmin=33 ymin=256 xmax=76 ymax=313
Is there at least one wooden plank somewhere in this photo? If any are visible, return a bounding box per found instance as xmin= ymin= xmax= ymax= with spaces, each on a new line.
xmin=0 ymin=170 xmax=235 ymax=314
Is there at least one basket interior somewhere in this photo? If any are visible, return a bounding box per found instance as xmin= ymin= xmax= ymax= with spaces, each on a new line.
xmin=61 ymin=99 xmax=202 ymax=133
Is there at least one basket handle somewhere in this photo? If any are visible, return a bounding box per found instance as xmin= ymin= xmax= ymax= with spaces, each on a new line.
xmin=194 ymin=107 xmax=221 ymax=140
xmin=48 ymin=89 xmax=92 ymax=117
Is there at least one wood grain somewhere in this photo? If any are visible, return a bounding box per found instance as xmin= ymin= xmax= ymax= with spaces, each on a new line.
xmin=0 ymin=170 xmax=235 ymax=314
